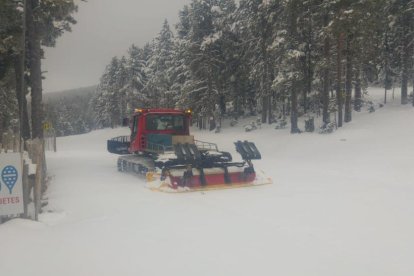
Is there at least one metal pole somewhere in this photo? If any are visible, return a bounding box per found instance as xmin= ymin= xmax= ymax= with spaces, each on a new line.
xmin=20 ymin=0 xmax=28 ymax=219
xmin=20 ymin=0 xmax=27 ymax=153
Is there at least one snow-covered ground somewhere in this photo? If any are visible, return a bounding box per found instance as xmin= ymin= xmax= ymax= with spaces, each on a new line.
xmin=1 ymin=88 xmax=414 ymax=276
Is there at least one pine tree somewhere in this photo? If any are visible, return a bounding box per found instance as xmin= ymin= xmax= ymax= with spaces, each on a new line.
xmin=180 ymin=0 xmax=237 ymax=118
xmin=103 ymin=57 xmax=121 ymax=127
xmin=239 ymin=0 xmax=281 ymax=123
xmin=26 ymin=0 xmax=78 ymax=138
xmin=0 ymin=71 xmax=18 ymax=143
xmin=126 ymin=44 xmax=150 ymax=109
xmin=147 ymin=20 xmax=175 ymax=108
xmin=319 ymin=1 xmax=333 ymax=124
xmin=0 ymin=0 xmax=30 ymax=140
xmin=387 ymin=0 xmax=414 ymax=105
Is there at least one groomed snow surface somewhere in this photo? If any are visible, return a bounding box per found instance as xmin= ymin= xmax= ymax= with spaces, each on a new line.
xmin=1 ymin=88 xmax=414 ymax=276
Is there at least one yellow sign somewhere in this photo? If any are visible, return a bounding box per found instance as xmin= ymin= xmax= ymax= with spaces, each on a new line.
xmin=43 ymin=122 xmax=51 ymax=130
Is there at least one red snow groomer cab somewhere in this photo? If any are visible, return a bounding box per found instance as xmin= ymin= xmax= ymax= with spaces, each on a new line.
xmin=107 ymin=108 xmax=271 ymax=192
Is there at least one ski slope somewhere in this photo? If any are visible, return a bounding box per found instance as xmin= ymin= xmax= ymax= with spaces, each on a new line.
xmin=1 ymin=88 xmax=414 ymax=276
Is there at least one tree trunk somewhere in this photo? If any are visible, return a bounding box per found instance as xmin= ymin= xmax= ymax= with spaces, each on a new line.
xmin=260 ymin=61 xmax=268 ymax=124
xmin=27 ymin=0 xmax=44 ymax=139
xmin=354 ymin=66 xmax=362 ymax=111
xmin=266 ymin=68 xmax=272 ymax=123
xmin=267 ymin=95 xmax=272 ymax=123
xmin=260 ymin=25 xmax=270 ymax=124
xmin=304 ymin=25 xmax=312 ymax=115
xmin=336 ymin=33 xmax=344 ymax=127
xmin=322 ymin=14 xmax=330 ymax=124
xmin=14 ymin=55 xmax=31 ymax=141
xmin=401 ymin=30 xmax=408 ymax=105
xmin=261 ymin=54 xmax=270 ymax=124
xmin=393 ymin=81 xmax=395 ymax=101
xmin=0 ymin=112 xmax=2 ymax=144
xmin=401 ymin=47 xmax=408 ymax=104
xmin=206 ymin=66 xmax=215 ymax=119
xmin=290 ymin=81 xmax=300 ymax=134
xmin=401 ymin=64 xmax=408 ymax=105
xmin=344 ymin=33 xmax=352 ymax=123
xmin=304 ymin=51 xmax=312 ymax=114
xmin=268 ymin=55 xmax=275 ymax=124
xmin=261 ymin=96 xmax=268 ymax=123
xmin=383 ymin=30 xmax=390 ymax=105
xmin=233 ymin=79 xmax=240 ymax=119
xmin=401 ymin=14 xmax=409 ymax=105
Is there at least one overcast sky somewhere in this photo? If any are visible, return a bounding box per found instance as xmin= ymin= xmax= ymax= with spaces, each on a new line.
xmin=43 ymin=0 xmax=191 ymax=93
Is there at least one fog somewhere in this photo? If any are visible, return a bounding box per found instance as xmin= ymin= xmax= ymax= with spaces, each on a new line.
xmin=43 ymin=0 xmax=190 ymax=93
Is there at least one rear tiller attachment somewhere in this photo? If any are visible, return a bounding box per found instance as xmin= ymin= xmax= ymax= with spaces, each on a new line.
xmin=147 ymin=140 xmax=271 ymax=192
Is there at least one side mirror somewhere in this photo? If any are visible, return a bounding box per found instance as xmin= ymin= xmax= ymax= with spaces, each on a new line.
xmin=122 ymin=118 xmax=130 ymax=127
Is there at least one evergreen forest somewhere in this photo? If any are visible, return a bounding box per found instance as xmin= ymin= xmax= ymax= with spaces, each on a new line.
xmin=91 ymin=0 xmax=414 ymax=134
xmin=1 ymin=0 xmax=414 ymax=138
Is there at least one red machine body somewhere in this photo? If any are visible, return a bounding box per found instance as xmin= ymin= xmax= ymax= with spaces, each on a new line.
xmin=128 ymin=108 xmax=192 ymax=153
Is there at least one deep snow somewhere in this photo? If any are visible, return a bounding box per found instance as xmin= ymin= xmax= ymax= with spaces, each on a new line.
xmin=1 ymin=88 xmax=414 ymax=276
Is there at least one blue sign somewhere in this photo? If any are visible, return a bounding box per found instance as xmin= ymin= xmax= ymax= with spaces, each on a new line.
xmin=0 ymin=153 xmax=23 ymax=216
xmin=1 ymin=165 xmax=18 ymax=194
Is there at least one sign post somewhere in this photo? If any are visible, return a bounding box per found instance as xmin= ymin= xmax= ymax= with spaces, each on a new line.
xmin=0 ymin=153 xmax=24 ymax=216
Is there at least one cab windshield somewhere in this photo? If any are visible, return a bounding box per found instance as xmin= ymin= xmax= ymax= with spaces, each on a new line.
xmin=145 ymin=114 xmax=185 ymax=131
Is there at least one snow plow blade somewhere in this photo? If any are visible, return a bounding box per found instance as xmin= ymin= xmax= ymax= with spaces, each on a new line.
xmin=145 ymin=169 xmax=272 ymax=193
xmin=145 ymin=140 xmax=272 ymax=193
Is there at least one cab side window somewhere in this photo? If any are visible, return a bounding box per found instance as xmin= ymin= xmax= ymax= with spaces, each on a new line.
xmin=131 ymin=115 xmax=138 ymax=139
xmin=173 ymin=116 xmax=184 ymax=130
xmin=146 ymin=115 xmax=158 ymax=130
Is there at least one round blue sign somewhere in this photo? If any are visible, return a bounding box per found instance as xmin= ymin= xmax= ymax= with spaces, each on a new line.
xmin=2 ymin=165 xmax=18 ymax=194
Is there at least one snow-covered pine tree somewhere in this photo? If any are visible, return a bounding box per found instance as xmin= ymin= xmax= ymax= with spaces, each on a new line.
xmin=209 ymin=0 xmax=237 ymax=117
xmin=173 ymin=0 xmax=229 ymax=122
xmin=326 ymin=0 xmax=350 ymax=128
xmin=90 ymin=88 xmax=110 ymax=129
xmin=341 ymin=1 xmax=387 ymax=122
xmin=270 ymin=0 xmax=306 ymax=133
xmin=173 ymin=5 xmax=194 ymax=110
xmin=379 ymin=18 xmax=395 ymax=105
xmin=125 ymin=44 xmax=150 ymax=110
xmin=299 ymin=0 xmax=317 ymax=116
xmin=353 ymin=0 xmax=388 ymax=111
xmin=27 ymin=0 xmax=79 ymax=138
xmin=285 ymin=0 xmax=306 ymax=133
xmin=146 ymin=20 xmax=175 ymax=108
xmin=239 ymin=0 xmax=281 ymax=124
xmin=55 ymin=100 xmax=75 ymax=136
xmin=45 ymin=91 xmax=94 ymax=137
xmin=312 ymin=0 xmax=335 ymax=124
xmin=386 ymin=0 xmax=414 ymax=105
xmin=170 ymin=38 xmax=191 ymax=109
xmin=0 ymin=0 xmax=30 ymax=140
xmin=115 ymin=56 xmax=129 ymax=119
xmin=221 ymin=3 xmax=252 ymax=118
xmin=92 ymin=57 xmax=122 ymax=128
xmin=0 ymin=72 xmax=18 ymax=143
